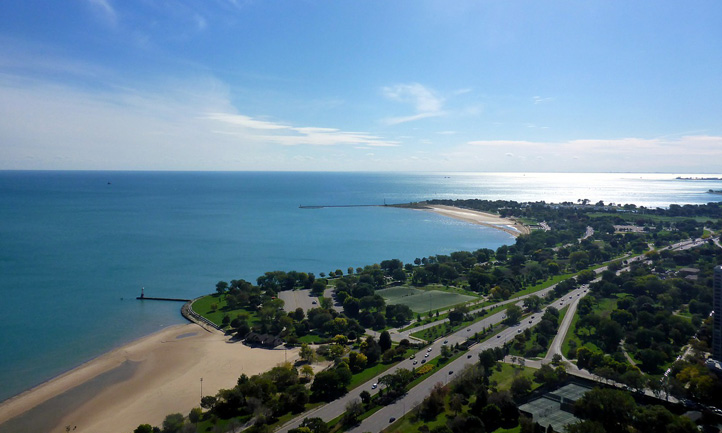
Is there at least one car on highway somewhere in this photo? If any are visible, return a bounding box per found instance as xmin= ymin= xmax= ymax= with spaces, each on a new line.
xmin=372 ymin=383 xmax=377 ymax=389
xmin=425 ymin=353 xmax=429 ymax=357
xmin=389 ymin=417 xmax=396 ymax=423
xmin=467 ymin=354 xmax=472 ymax=358
xmin=496 ymin=335 xmax=501 ymax=338
xmin=427 ymin=348 xmax=432 ymax=352
xmin=410 ymin=354 xmax=415 ymax=359
xmin=413 ymin=360 xmax=418 ymax=365
xmin=421 ymin=359 xmax=426 ymax=364
xmin=443 ymin=340 xmax=448 ymax=344
xmin=517 ymin=329 xmax=522 ymax=333
xmin=449 ymin=371 xmax=453 ymax=375
xmin=312 ymin=300 xmax=317 ymax=304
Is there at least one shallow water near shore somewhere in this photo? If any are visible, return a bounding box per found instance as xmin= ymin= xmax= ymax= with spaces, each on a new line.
xmin=0 ymin=171 xmax=720 ymax=403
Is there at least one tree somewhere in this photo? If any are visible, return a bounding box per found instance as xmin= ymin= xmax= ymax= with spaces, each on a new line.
xmin=161 ymin=413 xmax=184 ymax=433
xmin=359 ymin=390 xmax=371 ymax=406
xmin=379 ymin=330 xmax=392 ymax=352
xmin=300 ymin=365 xmax=315 ymax=380
xmin=564 ymin=420 xmax=606 ymax=433
xmin=298 ymin=418 xmax=329 ymax=433
xmin=574 ymin=388 xmax=635 ymax=432
xmin=449 ymin=392 xmax=465 ymax=415
xmin=300 ymin=343 xmax=315 ymax=363
xmin=510 ymin=376 xmax=532 ymax=397
xmin=216 ymin=281 xmax=229 ymax=296
xmin=504 ymin=305 xmax=522 ymax=325
xmin=343 ymin=399 xmax=364 ymax=425
xmin=343 ymin=297 xmax=360 ymax=317
xmin=134 ymin=425 xmax=154 ymax=433
xmin=200 ymin=395 xmax=217 ymax=410
xmin=188 ymin=407 xmax=202 ymax=425
xmin=448 ymin=309 xmax=465 ymax=324
xmin=523 ymin=295 xmax=542 ymax=312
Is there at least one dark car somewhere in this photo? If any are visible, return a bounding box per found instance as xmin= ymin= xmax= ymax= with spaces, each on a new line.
xmin=389 ymin=417 xmax=396 ymax=423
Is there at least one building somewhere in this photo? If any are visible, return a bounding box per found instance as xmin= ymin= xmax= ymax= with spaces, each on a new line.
xmin=714 ymin=265 xmax=722 ymax=361
xmin=518 ymin=382 xmax=592 ymax=431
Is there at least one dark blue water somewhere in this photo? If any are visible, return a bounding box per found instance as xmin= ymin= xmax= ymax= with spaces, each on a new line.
xmin=1 ymin=171 xmax=720 ymax=402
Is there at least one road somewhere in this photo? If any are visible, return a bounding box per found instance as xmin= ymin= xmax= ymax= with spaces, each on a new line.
xmin=276 ymin=235 xmax=714 ymax=433
xmin=349 ymin=236 xmax=716 ymax=432
xmin=347 ymin=285 xmax=589 ymax=433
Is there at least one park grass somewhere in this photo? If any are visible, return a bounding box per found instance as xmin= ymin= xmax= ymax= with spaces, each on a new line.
xmin=191 ymin=294 xmax=259 ymax=327
xmin=348 ymin=360 xmax=399 ymax=390
xmin=508 ymin=272 xmax=576 ymax=300
xmin=586 ymin=212 xmax=712 ymax=224
xmin=410 ymin=304 xmax=508 ymax=342
xmin=561 ymin=294 xmax=621 ymax=358
xmin=297 ymin=333 xmax=329 ymax=344
xmin=561 ymin=312 xmax=582 ymax=358
xmin=377 ymin=287 xmax=478 ymax=314
xmin=489 ymin=364 xmax=542 ymax=393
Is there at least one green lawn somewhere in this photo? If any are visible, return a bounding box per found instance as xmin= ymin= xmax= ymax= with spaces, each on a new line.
xmin=508 ymin=272 xmax=576 ymax=300
xmin=377 ymin=287 xmax=477 ymax=314
xmin=191 ymin=294 xmax=259 ymax=327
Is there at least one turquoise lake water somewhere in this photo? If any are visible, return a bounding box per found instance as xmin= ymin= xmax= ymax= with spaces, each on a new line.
xmin=1 ymin=171 xmax=721 ymax=402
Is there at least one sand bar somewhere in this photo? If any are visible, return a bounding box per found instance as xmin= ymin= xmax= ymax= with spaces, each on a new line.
xmin=0 ymin=323 xmax=298 ymax=433
xmin=422 ymin=204 xmax=530 ymax=237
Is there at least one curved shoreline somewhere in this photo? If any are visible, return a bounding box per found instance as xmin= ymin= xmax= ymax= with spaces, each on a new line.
xmin=0 ymin=323 xmax=299 ymax=433
xmin=403 ymin=203 xmax=530 ymax=237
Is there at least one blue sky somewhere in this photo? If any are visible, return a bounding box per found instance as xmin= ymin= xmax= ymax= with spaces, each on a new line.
xmin=1 ymin=1 xmax=721 ymax=172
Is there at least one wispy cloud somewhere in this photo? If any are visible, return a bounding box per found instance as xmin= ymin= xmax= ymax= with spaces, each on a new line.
xmin=206 ymin=113 xmax=399 ymax=147
xmin=532 ymin=96 xmax=554 ymax=104
xmin=382 ymin=83 xmax=444 ymax=125
xmin=86 ymin=0 xmax=117 ymax=25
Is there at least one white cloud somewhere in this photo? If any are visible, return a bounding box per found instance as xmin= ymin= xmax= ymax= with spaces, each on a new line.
xmin=86 ymin=0 xmax=117 ymax=25
xmin=382 ymin=83 xmax=444 ymax=125
xmin=205 ymin=113 xmax=289 ymax=130
xmin=207 ymin=113 xmax=400 ymax=147
xmin=532 ymin=96 xmax=553 ymax=104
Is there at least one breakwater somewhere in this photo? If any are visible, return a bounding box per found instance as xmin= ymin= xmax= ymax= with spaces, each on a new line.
xmin=299 ymin=204 xmax=383 ymax=209
xmin=135 ymin=296 xmax=190 ymax=302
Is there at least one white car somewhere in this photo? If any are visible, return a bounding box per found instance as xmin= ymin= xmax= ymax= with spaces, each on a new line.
xmin=372 ymin=383 xmax=377 ymax=389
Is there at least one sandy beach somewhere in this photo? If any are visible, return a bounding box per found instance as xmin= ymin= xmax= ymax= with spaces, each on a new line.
xmin=422 ymin=205 xmax=530 ymax=237
xmin=0 ymin=324 xmax=298 ymax=433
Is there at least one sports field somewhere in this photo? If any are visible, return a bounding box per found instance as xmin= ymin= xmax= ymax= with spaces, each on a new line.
xmin=376 ymin=286 xmax=477 ymax=313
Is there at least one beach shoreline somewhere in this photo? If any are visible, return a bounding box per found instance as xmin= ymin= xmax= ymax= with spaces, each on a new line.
xmin=412 ymin=204 xmax=530 ymax=237
xmin=0 ymin=323 xmax=299 ymax=433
